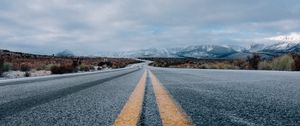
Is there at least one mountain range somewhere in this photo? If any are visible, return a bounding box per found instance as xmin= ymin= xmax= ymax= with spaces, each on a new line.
xmin=113 ymin=41 xmax=300 ymax=59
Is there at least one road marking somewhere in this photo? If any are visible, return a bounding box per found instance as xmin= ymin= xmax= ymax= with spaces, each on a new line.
xmin=149 ymin=70 xmax=193 ymax=126
xmin=113 ymin=70 xmax=147 ymax=126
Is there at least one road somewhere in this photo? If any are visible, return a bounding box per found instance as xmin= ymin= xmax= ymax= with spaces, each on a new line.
xmin=0 ymin=64 xmax=300 ymax=126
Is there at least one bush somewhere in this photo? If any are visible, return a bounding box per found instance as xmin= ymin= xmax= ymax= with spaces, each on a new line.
xmin=61 ymin=65 xmax=74 ymax=73
xmin=50 ymin=65 xmax=74 ymax=74
xmin=258 ymin=54 xmax=296 ymax=71
xmin=3 ymin=63 xmax=13 ymax=72
xmin=25 ymin=72 xmax=31 ymax=77
xmin=79 ymin=65 xmax=90 ymax=72
xmin=291 ymin=53 xmax=300 ymax=71
xmin=258 ymin=61 xmax=272 ymax=70
xmin=247 ymin=54 xmax=261 ymax=70
xmin=216 ymin=63 xmax=236 ymax=69
xmin=271 ymin=54 xmax=295 ymax=71
xmin=50 ymin=65 xmax=60 ymax=74
xmin=98 ymin=62 xmax=113 ymax=68
xmin=233 ymin=60 xmax=247 ymax=69
xmin=0 ymin=58 xmax=4 ymax=76
xmin=45 ymin=64 xmax=56 ymax=71
xmin=209 ymin=64 xmax=219 ymax=69
xmin=20 ymin=63 xmax=31 ymax=72
xmin=72 ymin=60 xmax=81 ymax=72
xmin=36 ymin=67 xmax=43 ymax=71
xmin=90 ymin=66 xmax=96 ymax=71
xmin=199 ymin=64 xmax=209 ymax=69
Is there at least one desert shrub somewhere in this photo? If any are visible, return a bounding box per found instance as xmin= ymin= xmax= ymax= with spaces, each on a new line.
xmin=98 ymin=61 xmax=113 ymax=68
xmin=50 ymin=65 xmax=62 ymax=74
xmin=258 ymin=61 xmax=272 ymax=70
xmin=215 ymin=62 xmax=236 ymax=69
xmin=0 ymin=58 xmax=4 ymax=76
xmin=25 ymin=72 xmax=31 ymax=77
xmin=61 ymin=65 xmax=74 ymax=73
xmin=50 ymin=65 xmax=59 ymax=74
xmin=50 ymin=64 xmax=74 ymax=74
xmin=233 ymin=60 xmax=247 ymax=69
xmin=89 ymin=66 xmax=96 ymax=71
xmin=223 ymin=64 xmax=237 ymax=69
xmin=199 ymin=64 xmax=208 ymax=69
xmin=214 ymin=63 xmax=224 ymax=69
xmin=209 ymin=64 xmax=219 ymax=69
xmin=36 ymin=67 xmax=43 ymax=71
xmin=271 ymin=54 xmax=295 ymax=71
xmin=72 ymin=60 xmax=81 ymax=72
xmin=20 ymin=63 xmax=31 ymax=72
xmin=3 ymin=63 xmax=13 ymax=72
xmin=80 ymin=65 xmax=90 ymax=72
xmin=72 ymin=60 xmax=80 ymax=68
xmin=45 ymin=64 xmax=56 ymax=71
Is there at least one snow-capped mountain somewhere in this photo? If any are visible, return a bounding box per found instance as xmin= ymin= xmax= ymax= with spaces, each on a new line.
xmin=117 ymin=48 xmax=176 ymax=58
xmin=262 ymin=42 xmax=300 ymax=52
xmin=260 ymin=33 xmax=300 ymax=52
xmin=249 ymin=44 xmax=266 ymax=52
xmin=176 ymin=45 xmax=237 ymax=58
xmin=225 ymin=45 xmax=247 ymax=52
xmin=113 ymin=41 xmax=300 ymax=59
xmin=116 ymin=45 xmax=239 ymax=58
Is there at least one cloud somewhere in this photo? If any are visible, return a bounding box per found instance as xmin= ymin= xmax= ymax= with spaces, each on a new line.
xmin=265 ymin=32 xmax=300 ymax=42
xmin=0 ymin=0 xmax=300 ymax=55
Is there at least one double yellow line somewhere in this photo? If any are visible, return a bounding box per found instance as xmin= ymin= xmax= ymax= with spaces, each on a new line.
xmin=113 ymin=70 xmax=147 ymax=126
xmin=113 ymin=70 xmax=193 ymax=126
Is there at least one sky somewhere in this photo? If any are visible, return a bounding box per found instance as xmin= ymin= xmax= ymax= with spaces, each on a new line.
xmin=0 ymin=0 xmax=300 ymax=55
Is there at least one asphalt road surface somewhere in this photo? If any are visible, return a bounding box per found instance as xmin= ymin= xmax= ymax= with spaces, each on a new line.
xmin=0 ymin=64 xmax=300 ymax=126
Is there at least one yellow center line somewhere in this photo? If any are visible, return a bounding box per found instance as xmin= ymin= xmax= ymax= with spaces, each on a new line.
xmin=113 ymin=70 xmax=147 ymax=126
xmin=149 ymin=70 xmax=194 ymax=126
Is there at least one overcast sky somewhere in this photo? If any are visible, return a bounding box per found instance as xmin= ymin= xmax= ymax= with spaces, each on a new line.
xmin=0 ymin=0 xmax=300 ymax=55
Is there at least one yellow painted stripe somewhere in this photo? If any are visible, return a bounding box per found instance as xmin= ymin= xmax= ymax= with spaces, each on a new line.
xmin=113 ymin=70 xmax=147 ymax=126
xmin=149 ymin=70 xmax=193 ymax=126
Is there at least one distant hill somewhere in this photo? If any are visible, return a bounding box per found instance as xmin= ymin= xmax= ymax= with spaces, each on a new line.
xmin=0 ymin=49 xmax=76 ymax=58
xmin=56 ymin=49 xmax=75 ymax=57
xmin=0 ymin=49 xmax=50 ymax=58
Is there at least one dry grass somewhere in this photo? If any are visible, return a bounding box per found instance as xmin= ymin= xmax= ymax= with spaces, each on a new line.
xmin=259 ymin=54 xmax=296 ymax=71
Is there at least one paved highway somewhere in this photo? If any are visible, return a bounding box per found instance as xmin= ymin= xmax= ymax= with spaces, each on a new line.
xmin=0 ymin=64 xmax=300 ymax=126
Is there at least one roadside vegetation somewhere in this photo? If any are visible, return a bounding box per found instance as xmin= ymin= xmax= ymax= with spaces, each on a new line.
xmin=258 ymin=54 xmax=298 ymax=71
xmin=0 ymin=58 xmax=4 ymax=77
xmin=0 ymin=50 xmax=142 ymax=78
xmin=147 ymin=53 xmax=300 ymax=71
